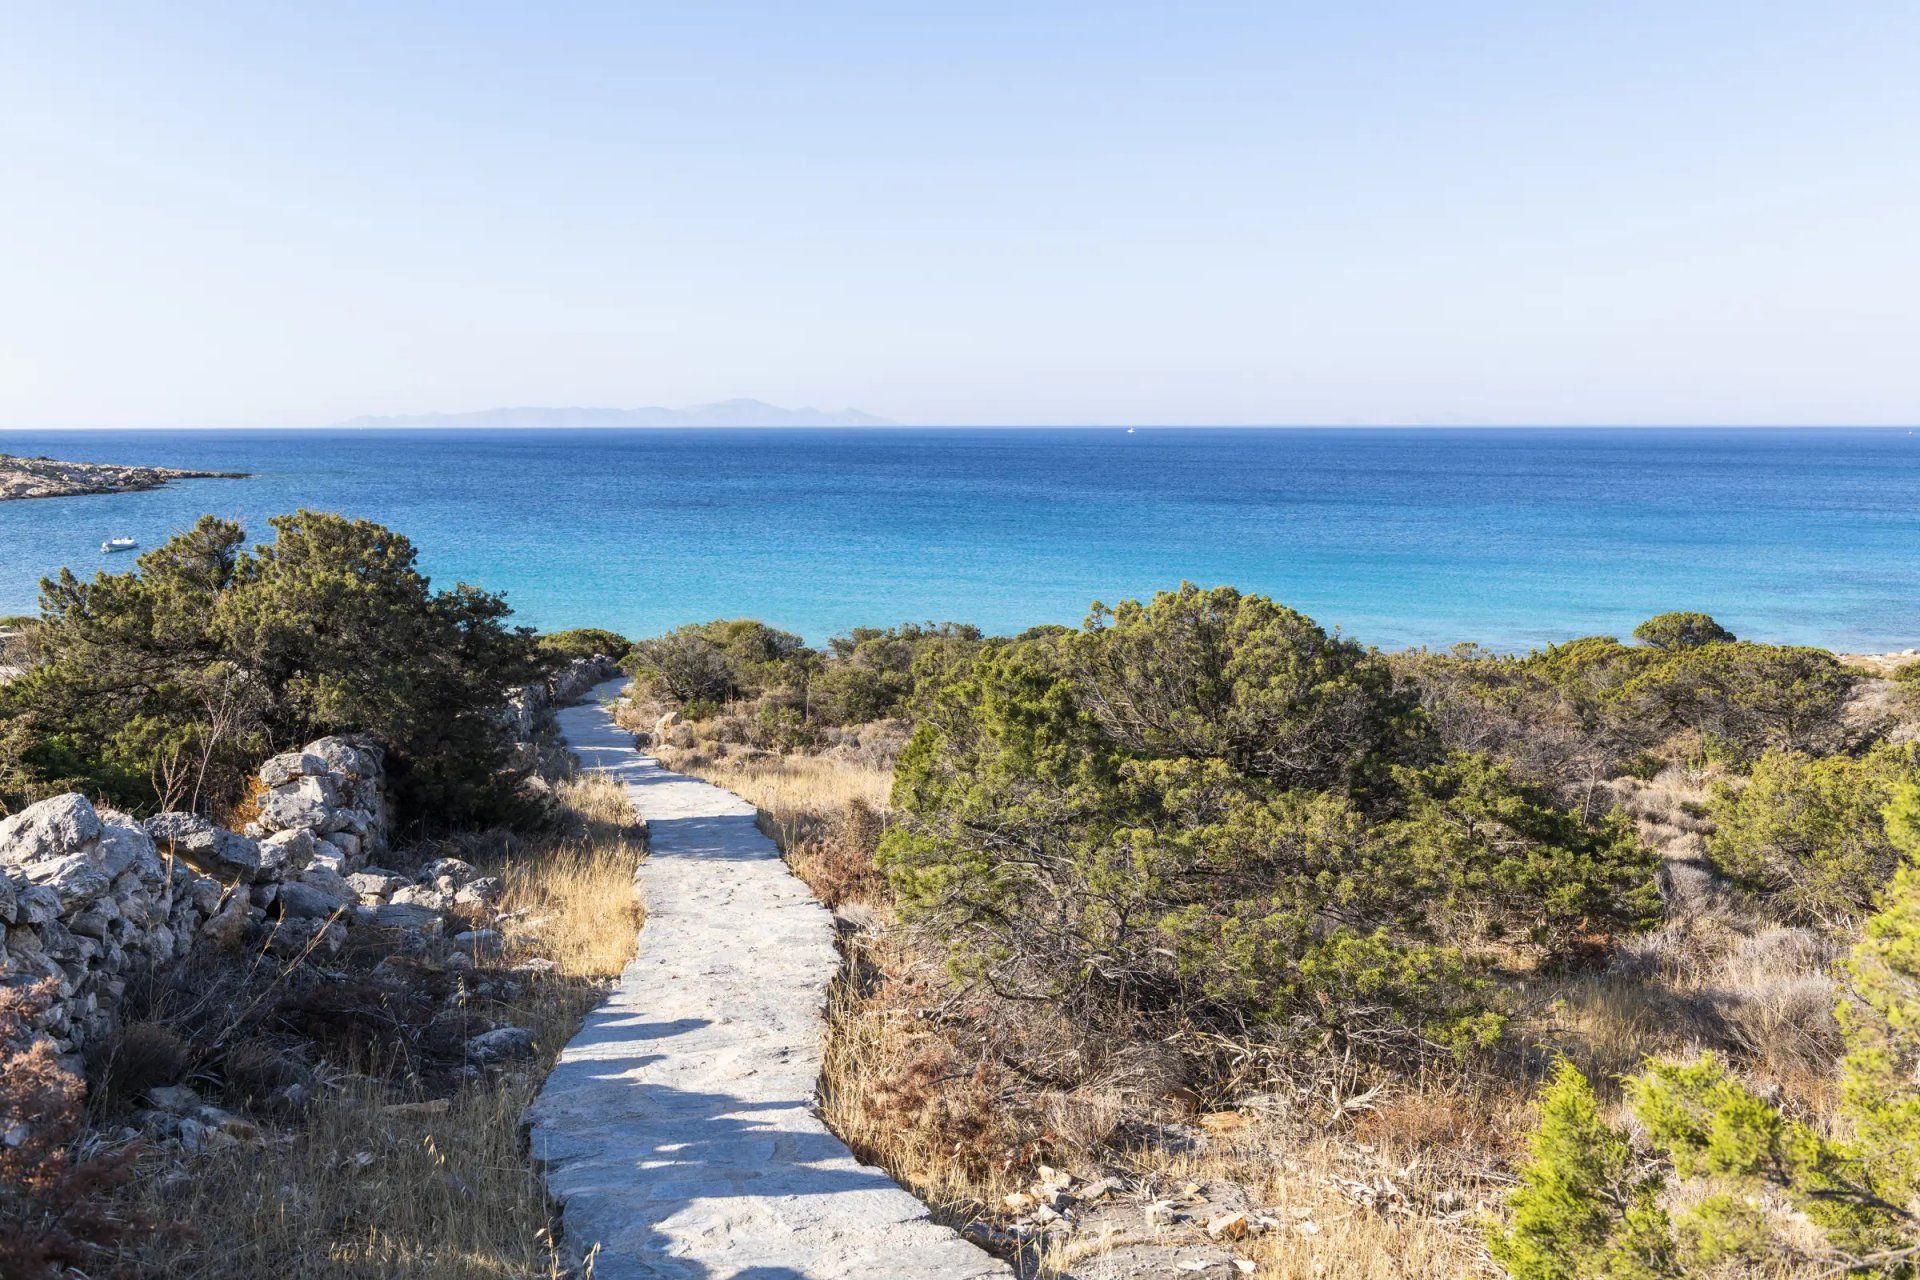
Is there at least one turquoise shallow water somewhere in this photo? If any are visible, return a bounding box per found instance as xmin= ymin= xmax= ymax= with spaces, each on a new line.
xmin=0 ymin=427 xmax=1915 ymax=651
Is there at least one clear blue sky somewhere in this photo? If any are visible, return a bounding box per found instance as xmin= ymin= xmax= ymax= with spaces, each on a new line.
xmin=3 ymin=2 xmax=1917 ymax=428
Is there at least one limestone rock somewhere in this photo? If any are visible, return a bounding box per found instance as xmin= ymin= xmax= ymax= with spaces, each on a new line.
xmin=421 ymin=857 xmax=478 ymax=887
xmin=466 ymin=1025 xmax=536 ymax=1064
xmin=19 ymin=853 xmax=111 ymax=910
xmin=346 ymin=869 xmax=407 ymax=902
xmin=274 ymin=881 xmax=347 ymax=920
xmin=305 ymin=737 xmax=378 ymax=780
xmin=258 ymin=828 xmax=317 ymax=876
xmin=258 ymin=751 xmax=329 ymax=787
xmin=0 ymin=794 xmax=102 ymax=865
xmin=451 ymin=928 xmax=504 ymax=957
xmin=371 ymin=902 xmax=443 ymax=934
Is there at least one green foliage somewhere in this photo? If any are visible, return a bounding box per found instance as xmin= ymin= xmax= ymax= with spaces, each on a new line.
xmin=1894 ymin=661 xmax=1920 ymax=686
xmin=882 ymin=585 xmax=1656 ymax=1054
xmin=623 ymin=618 xmax=810 ymax=711
xmin=1633 ymin=612 xmax=1736 ymax=649
xmin=537 ymin=627 xmax=630 ymax=663
xmin=1836 ymin=784 xmax=1920 ymax=1227
xmin=1488 ymin=1059 xmax=1674 ymax=1280
xmin=1706 ymin=745 xmax=1920 ymax=927
xmin=1501 ymin=634 xmax=1855 ymax=763
xmin=0 ymin=512 xmax=541 ymax=828
xmin=813 ymin=622 xmax=983 ymax=725
xmin=1615 ymin=642 xmax=1855 ymax=758
xmin=1492 ymin=787 xmax=1920 ymax=1278
xmin=1071 ymin=586 xmax=1416 ymax=791
xmin=1384 ymin=752 xmax=1660 ymax=954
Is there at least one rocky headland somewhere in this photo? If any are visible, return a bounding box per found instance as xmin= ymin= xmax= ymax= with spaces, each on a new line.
xmin=0 ymin=452 xmax=248 ymax=501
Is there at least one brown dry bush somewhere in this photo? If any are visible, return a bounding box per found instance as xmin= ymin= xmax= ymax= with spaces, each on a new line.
xmin=0 ymin=982 xmax=143 ymax=1280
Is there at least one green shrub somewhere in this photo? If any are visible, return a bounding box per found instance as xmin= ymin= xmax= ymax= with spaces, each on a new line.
xmin=813 ymin=622 xmax=983 ymax=725
xmin=0 ymin=512 xmax=541 ymax=829
xmin=1383 ymin=752 xmax=1658 ymax=955
xmin=1508 ymin=634 xmax=1855 ymax=762
xmin=1491 ymin=785 xmax=1920 ymax=1277
xmin=537 ymin=627 xmax=630 ymax=663
xmin=623 ymin=618 xmax=810 ymax=708
xmin=1070 ymin=585 xmax=1417 ymax=792
xmin=1633 ymin=612 xmax=1736 ymax=649
xmin=1615 ymin=642 xmax=1855 ymax=758
xmin=881 ymin=585 xmax=1656 ymax=1055
xmin=1706 ymin=744 xmax=1920 ymax=927
xmin=1487 ymin=1059 xmax=1674 ymax=1280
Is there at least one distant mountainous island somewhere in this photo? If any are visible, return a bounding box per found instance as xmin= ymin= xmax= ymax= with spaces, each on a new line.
xmin=334 ymin=399 xmax=894 ymax=429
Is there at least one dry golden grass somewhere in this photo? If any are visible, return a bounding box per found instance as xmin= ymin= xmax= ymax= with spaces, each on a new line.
xmin=657 ymin=740 xmax=891 ymax=846
xmin=120 ymin=780 xmax=645 ymax=1279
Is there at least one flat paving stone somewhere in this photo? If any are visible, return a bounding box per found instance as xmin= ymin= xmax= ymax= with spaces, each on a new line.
xmin=528 ymin=680 xmax=1011 ymax=1280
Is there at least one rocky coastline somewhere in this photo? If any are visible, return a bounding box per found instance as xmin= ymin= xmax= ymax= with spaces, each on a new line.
xmin=0 ymin=452 xmax=248 ymax=502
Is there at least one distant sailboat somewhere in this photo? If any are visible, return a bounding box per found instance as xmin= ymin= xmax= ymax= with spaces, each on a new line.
xmin=101 ymin=536 xmax=137 ymax=553
xmin=1126 ymin=428 xmax=1136 ymax=434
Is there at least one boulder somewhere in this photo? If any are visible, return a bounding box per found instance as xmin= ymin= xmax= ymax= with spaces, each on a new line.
xmin=0 ymin=794 xmax=102 ymax=866
xmin=454 ymin=876 xmax=504 ymax=908
xmin=94 ymin=821 xmax=157 ymax=881
xmin=143 ymin=813 xmax=260 ymax=878
xmin=389 ymin=884 xmax=455 ymax=911
xmin=421 ymin=857 xmax=478 ymax=887
xmin=274 ymin=881 xmax=348 ymax=921
xmin=19 ymin=853 xmax=111 ymax=910
xmin=371 ymin=902 xmax=444 ymax=934
xmin=258 ymin=828 xmax=317 ymax=876
xmin=346 ymin=869 xmax=408 ymax=902
xmin=258 ymin=751 xmax=329 ymax=788
xmin=451 ymin=928 xmax=504 ymax=957
xmin=305 ymin=737 xmax=378 ymax=779
xmin=0 ymin=874 xmax=15 ymax=925
xmin=256 ymin=777 xmax=337 ymax=832
xmin=199 ymin=897 xmax=252 ymax=948
xmin=16 ymin=883 xmax=60 ymax=926
xmin=466 ymin=1025 xmax=537 ymax=1064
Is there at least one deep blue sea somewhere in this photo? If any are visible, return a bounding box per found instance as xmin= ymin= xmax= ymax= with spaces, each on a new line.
xmin=1 ymin=427 xmax=1916 ymax=652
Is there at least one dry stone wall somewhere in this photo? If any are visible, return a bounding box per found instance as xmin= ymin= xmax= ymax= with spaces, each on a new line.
xmin=1 ymin=657 xmax=614 ymax=1063
xmin=0 ymin=734 xmax=498 ymax=1062
xmin=499 ymin=654 xmax=621 ymax=743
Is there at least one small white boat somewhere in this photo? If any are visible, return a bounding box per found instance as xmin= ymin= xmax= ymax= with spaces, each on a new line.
xmin=101 ymin=536 xmax=138 ymax=553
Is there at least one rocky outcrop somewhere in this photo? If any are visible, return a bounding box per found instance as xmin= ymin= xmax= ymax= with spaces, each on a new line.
xmin=0 ymin=452 xmax=248 ymax=502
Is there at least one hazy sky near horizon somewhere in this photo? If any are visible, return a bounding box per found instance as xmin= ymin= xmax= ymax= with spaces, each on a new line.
xmin=3 ymin=3 xmax=1918 ymax=429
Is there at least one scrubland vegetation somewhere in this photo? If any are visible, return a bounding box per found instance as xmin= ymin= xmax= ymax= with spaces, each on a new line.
xmin=1 ymin=515 xmax=642 ymax=1278
xmin=9 ymin=507 xmax=1920 ymax=1277
xmin=627 ymin=594 xmax=1920 ymax=1277
xmin=0 ymin=511 xmax=546 ymax=830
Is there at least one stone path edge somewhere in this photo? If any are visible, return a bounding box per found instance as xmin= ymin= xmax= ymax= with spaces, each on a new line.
xmin=525 ymin=680 xmax=1011 ymax=1279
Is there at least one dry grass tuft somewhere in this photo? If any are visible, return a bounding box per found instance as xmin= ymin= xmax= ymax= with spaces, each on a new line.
xmin=820 ymin=933 xmax=1045 ymax=1220
xmin=109 ymin=779 xmax=645 ymax=1278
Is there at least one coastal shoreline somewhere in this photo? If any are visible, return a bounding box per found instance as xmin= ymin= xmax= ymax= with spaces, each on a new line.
xmin=0 ymin=452 xmax=248 ymax=503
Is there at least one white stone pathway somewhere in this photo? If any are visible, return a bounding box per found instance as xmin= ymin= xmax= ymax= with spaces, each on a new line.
xmin=528 ymin=680 xmax=1011 ymax=1280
